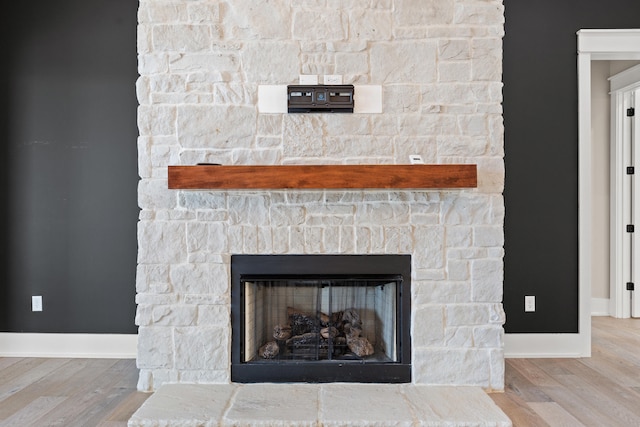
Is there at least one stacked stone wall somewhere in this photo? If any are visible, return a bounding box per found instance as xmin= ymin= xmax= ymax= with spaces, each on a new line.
xmin=136 ymin=0 xmax=505 ymax=391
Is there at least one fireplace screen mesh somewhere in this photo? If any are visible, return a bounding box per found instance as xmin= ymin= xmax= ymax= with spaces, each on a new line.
xmin=243 ymin=278 xmax=398 ymax=364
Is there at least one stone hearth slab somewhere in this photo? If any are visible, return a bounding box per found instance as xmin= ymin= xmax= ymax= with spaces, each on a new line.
xmin=128 ymin=384 xmax=511 ymax=427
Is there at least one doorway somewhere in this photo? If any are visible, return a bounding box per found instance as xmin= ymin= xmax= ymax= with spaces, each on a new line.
xmin=578 ymin=30 xmax=640 ymax=351
xmin=609 ymin=65 xmax=640 ymax=318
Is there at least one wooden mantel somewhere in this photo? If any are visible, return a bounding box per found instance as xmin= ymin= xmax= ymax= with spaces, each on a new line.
xmin=167 ymin=164 xmax=477 ymax=190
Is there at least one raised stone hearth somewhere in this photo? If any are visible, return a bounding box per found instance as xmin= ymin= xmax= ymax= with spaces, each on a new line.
xmin=128 ymin=384 xmax=511 ymax=427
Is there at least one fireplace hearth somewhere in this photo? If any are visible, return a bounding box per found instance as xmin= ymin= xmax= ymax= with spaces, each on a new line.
xmin=231 ymin=254 xmax=411 ymax=383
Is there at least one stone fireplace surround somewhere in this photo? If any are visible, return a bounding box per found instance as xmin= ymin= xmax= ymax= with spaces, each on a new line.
xmin=135 ymin=0 xmax=506 ymax=397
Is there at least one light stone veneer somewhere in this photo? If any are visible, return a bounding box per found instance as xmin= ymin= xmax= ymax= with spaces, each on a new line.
xmin=136 ymin=0 xmax=506 ymax=392
xmin=128 ymin=384 xmax=512 ymax=427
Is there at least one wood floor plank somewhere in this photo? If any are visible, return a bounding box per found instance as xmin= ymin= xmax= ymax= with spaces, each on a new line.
xmin=20 ymin=359 xmax=131 ymax=426
xmin=532 ymin=358 xmax=640 ymax=425
xmin=527 ymin=402 xmax=586 ymax=427
xmin=99 ymin=391 xmax=151 ymax=424
xmin=0 ymin=396 xmax=67 ymax=427
xmin=0 ymin=358 xmax=22 ymax=372
xmin=505 ymin=358 xmax=562 ymax=388
xmin=0 ymin=358 xmax=91 ymax=418
xmin=0 ymin=358 xmax=70 ymax=405
xmin=502 ymin=360 xmax=553 ymax=404
xmin=489 ymin=391 xmax=549 ymax=427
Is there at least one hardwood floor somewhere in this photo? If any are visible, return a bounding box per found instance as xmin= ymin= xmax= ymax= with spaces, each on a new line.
xmin=0 ymin=357 xmax=149 ymax=426
xmin=491 ymin=316 xmax=640 ymax=426
xmin=0 ymin=317 xmax=638 ymax=426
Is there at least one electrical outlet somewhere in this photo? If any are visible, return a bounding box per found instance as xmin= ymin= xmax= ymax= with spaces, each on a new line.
xmin=32 ymin=295 xmax=43 ymax=312
xmin=524 ymin=295 xmax=535 ymax=312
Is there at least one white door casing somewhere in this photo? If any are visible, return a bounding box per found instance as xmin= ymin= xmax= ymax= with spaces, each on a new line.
xmin=578 ymin=30 xmax=640 ymax=349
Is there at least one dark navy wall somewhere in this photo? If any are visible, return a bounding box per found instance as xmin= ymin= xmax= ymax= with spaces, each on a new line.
xmin=1 ymin=0 xmax=138 ymax=333
xmin=503 ymin=0 xmax=640 ymax=333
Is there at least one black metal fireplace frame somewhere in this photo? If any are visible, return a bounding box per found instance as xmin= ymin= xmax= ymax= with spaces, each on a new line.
xmin=231 ymin=254 xmax=412 ymax=383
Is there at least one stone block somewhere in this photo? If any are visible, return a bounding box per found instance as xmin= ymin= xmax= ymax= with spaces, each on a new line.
xmin=136 ymin=327 xmax=174 ymax=369
xmin=413 ymin=305 xmax=444 ymax=346
xmin=447 ymin=259 xmax=469 ymax=281
xmin=320 ymin=384 xmax=414 ymax=426
xmin=474 ymin=225 xmax=504 ymax=247
xmin=444 ymin=326 xmax=474 ymax=347
xmin=473 ymin=325 xmax=504 ymax=349
xmin=174 ymin=327 xmax=229 ymax=371
xmin=187 ymin=2 xmax=220 ymax=23
xmin=137 ymin=105 xmax=176 ymax=137
xmin=177 ymin=105 xmax=256 ymax=149
xmin=223 ymin=0 xmax=290 ymax=39
xmin=225 ymin=384 xmax=319 ymax=426
xmin=293 ymin=10 xmax=347 ymax=41
xmin=138 ymin=221 xmax=186 ymax=264
xmin=348 ymin=9 xmax=393 ymax=40
xmin=477 ymin=156 xmax=506 ymax=194
xmin=441 ymin=194 xmax=492 ymax=226
xmin=413 ymin=281 xmax=471 ymax=305
xmin=394 ymin=0 xmax=454 ymax=26
xmin=197 ymin=304 xmax=229 ymax=326
xmin=242 ymin=42 xmax=300 ymax=83
xmin=471 ymin=258 xmax=503 ymax=302
xmin=153 ymin=24 xmax=212 ymax=52
xmin=439 ymin=62 xmax=472 ymax=82
xmin=152 ymin=305 xmax=198 ymax=326
xmin=413 ymin=348 xmax=491 ymax=387
xmin=371 ymin=41 xmax=437 ymax=83
xmin=412 ymin=226 xmax=445 ymax=269
xmin=438 ymin=39 xmax=470 ymax=60
xmin=454 ymin=2 xmax=505 ymax=26
xmin=138 ymin=179 xmax=176 ymax=210
xmin=471 ymin=38 xmax=503 ymax=82
xmin=136 ymin=264 xmax=170 ymax=293
xmin=446 ymin=303 xmax=491 ymax=327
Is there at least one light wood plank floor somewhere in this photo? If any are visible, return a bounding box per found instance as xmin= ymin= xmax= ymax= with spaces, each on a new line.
xmin=491 ymin=316 xmax=640 ymax=426
xmin=0 ymin=316 xmax=638 ymax=426
xmin=0 ymin=357 xmax=149 ymax=426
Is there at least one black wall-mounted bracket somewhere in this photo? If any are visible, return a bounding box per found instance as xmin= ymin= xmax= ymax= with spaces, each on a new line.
xmin=287 ymin=84 xmax=354 ymax=113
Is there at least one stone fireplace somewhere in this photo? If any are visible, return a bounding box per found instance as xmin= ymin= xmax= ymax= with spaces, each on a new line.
xmin=135 ymin=0 xmax=506 ymax=392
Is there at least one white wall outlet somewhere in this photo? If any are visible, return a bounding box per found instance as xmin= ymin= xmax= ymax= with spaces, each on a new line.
xmin=299 ymin=74 xmax=318 ymax=85
xmin=524 ymin=295 xmax=535 ymax=312
xmin=324 ymin=74 xmax=343 ymax=85
xmin=409 ymin=154 xmax=424 ymax=164
xmin=32 ymin=295 xmax=43 ymax=312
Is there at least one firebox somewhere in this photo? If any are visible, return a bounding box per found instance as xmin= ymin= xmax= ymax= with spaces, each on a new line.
xmin=231 ymin=254 xmax=411 ymax=383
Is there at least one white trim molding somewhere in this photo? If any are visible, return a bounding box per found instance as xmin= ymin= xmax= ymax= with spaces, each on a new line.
xmin=0 ymin=333 xmax=137 ymax=358
xmin=504 ymin=334 xmax=583 ymax=359
xmin=504 ymin=333 xmax=586 ymax=358
xmin=578 ymin=29 xmax=640 ymax=60
xmin=591 ymin=298 xmax=611 ymax=316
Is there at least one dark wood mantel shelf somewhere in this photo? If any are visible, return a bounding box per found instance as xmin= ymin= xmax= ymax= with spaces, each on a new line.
xmin=168 ymin=164 xmax=477 ymax=190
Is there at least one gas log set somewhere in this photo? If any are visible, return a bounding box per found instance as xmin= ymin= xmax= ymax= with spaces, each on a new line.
xmin=257 ymin=306 xmax=375 ymax=361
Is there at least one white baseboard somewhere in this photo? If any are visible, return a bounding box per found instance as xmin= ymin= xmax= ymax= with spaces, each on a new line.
xmin=0 ymin=333 xmax=137 ymax=359
xmin=591 ymin=298 xmax=611 ymax=316
xmin=504 ymin=333 xmax=589 ymax=358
